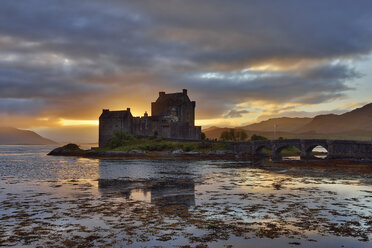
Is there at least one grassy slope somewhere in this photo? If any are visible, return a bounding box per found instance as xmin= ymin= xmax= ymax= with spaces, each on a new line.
xmin=96 ymin=138 xmax=230 ymax=153
xmin=55 ymin=140 xmax=328 ymax=158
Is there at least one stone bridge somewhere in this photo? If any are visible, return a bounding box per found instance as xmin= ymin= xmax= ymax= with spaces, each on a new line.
xmin=228 ymin=139 xmax=372 ymax=161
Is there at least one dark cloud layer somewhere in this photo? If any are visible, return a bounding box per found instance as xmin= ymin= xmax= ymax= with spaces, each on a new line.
xmin=0 ymin=0 xmax=371 ymax=125
xmin=224 ymin=110 xmax=251 ymax=119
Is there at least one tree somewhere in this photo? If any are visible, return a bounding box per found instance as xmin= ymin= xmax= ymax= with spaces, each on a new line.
xmin=229 ymin=129 xmax=236 ymax=141
xmin=251 ymin=134 xmax=268 ymax=141
xmin=107 ymin=130 xmax=135 ymax=148
xmin=238 ymin=130 xmax=248 ymax=141
xmin=220 ymin=129 xmax=244 ymax=141
xmin=220 ymin=130 xmax=230 ymax=141
xmin=201 ymin=132 xmax=206 ymax=140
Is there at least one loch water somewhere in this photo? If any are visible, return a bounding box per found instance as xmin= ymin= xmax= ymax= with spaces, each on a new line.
xmin=0 ymin=145 xmax=371 ymax=247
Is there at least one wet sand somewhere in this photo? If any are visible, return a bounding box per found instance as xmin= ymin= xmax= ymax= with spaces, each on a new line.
xmin=0 ymin=145 xmax=371 ymax=247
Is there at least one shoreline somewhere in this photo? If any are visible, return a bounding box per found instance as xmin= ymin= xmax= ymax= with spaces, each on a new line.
xmin=47 ymin=144 xmax=327 ymax=160
xmin=47 ymin=145 xmax=372 ymax=169
xmin=49 ymin=152 xmax=239 ymax=160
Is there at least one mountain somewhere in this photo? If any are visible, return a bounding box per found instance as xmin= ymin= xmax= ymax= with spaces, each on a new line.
xmin=203 ymin=127 xmax=231 ymax=140
xmin=203 ymin=128 xmax=297 ymax=140
xmin=0 ymin=127 xmax=57 ymax=145
xmin=297 ymin=103 xmax=372 ymax=134
xmin=242 ymin=117 xmax=312 ymax=132
xmin=202 ymin=126 xmax=220 ymax=132
xmin=203 ymin=103 xmax=372 ymax=140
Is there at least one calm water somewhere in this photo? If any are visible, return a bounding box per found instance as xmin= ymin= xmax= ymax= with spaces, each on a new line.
xmin=0 ymin=145 xmax=371 ymax=247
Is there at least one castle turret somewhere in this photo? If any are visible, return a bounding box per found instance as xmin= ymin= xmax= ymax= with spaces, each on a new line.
xmin=99 ymin=89 xmax=201 ymax=146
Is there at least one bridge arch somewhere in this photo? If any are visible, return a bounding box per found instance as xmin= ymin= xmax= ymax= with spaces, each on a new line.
xmin=303 ymin=143 xmax=329 ymax=159
xmin=229 ymin=139 xmax=372 ymax=161
xmin=254 ymin=144 xmax=272 ymax=155
xmin=272 ymin=142 xmax=302 ymax=161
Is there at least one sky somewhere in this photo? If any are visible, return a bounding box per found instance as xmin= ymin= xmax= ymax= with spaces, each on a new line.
xmin=1 ymin=0 xmax=372 ymax=143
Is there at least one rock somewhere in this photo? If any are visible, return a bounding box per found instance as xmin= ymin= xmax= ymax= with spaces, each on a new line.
xmin=171 ymin=149 xmax=184 ymax=155
xmin=128 ymin=150 xmax=146 ymax=155
xmin=84 ymin=150 xmax=145 ymax=157
xmin=184 ymin=151 xmax=200 ymax=156
xmin=48 ymin=144 xmax=84 ymax=156
xmin=100 ymin=151 xmax=129 ymax=157
xmin=214 ymin=150 xmax=234 ymax=155
xmin=85 ymin=150 xmax=100 ymax=156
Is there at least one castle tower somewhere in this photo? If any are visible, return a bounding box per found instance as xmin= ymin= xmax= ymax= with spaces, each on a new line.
xmin=151 ymin=89 xmax=195 ymax=125
xmin=99 ymin=89 xmax=201 ymax=147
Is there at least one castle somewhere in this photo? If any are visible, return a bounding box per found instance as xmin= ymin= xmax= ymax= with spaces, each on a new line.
xmin=99 ymin=89 xmax=202 ymax=147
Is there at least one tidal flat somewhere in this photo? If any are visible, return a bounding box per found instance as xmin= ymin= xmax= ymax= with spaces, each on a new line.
xmin=0 ymin=145 xmax=371 ymax=247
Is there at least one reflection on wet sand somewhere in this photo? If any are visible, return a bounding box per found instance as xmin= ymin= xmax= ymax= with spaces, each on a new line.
xmin=1 ymin=146 xmax=371 ymax=247
xmin=98 ymin=178 xmax=195 ymax=211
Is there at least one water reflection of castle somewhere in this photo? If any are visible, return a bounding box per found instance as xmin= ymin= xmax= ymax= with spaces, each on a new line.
xmin=98 ymin=178 xmax=195 ymax=209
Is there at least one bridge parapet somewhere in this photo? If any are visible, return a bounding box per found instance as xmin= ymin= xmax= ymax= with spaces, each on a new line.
xmin=229 ymin=139 xmax=372 ymax=161
xmin=327 ymin=140 xmax=372 ymax=159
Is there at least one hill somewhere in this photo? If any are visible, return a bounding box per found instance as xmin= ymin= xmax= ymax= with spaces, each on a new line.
xmin=242 ymin=117 xmax=312 ymax=132
xmin=203 ymin=128 xmax=296 ymax=140
xmin=297 ymin=103 xmax=372 ymax=134
xmin=0 ymin=127 xmax=57 ymax=145
xmin=203 ymin=103 xmax=372 ymax=141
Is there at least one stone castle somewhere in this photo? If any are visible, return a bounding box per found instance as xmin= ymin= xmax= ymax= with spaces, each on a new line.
xmin=99 ymin=89 xmax=201 ymax=147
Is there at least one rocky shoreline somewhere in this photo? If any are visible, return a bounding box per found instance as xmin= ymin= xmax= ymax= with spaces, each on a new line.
xmin=47 ymin=144 xmax=238 ymax=159
xmin=48 ymin=144 xmax=366 ymax=164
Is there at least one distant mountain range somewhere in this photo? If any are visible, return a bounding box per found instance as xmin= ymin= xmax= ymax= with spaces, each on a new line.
xmin=1 ymin=103 xmax=371 ymax=144
xmin=204 ymin=103 xmax=372 ymax=141
xmin=242 ymin=117 xmax=312 ymax=133
xmin=297 ymin=103 xmax=372 ymax=134
xmin=0 ymin=127 xmax=57 ymax=145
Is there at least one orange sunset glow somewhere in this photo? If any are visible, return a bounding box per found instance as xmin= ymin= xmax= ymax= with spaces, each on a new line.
xmin=0 ymin=0 xmax=371 ymax=144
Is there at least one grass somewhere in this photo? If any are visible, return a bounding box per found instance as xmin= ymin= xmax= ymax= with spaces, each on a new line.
xmin=96 ymin=137 xmax=230 ymax=153
xmin=261 ymin=146 xmax=301 ymax=156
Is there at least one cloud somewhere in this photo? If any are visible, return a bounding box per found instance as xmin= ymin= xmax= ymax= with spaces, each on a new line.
xmin=224 ymin=110 xmax=251 ymax=118
xmin=133 ymin=0 xmax=372 ymax=65
xmin=0 ymin=0 xmax=371 ymax=136
xmin=0 ymin=98 xmax=46 ymax=115
xmin=339 ymin=101 xmax=371 ymax=110
xmin=178 ymin=63 xmax=357 ymax=118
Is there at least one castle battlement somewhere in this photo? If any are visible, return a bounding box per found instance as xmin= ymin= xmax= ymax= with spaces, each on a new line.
xmin=99 ymin=90 xmax=201 ymax=147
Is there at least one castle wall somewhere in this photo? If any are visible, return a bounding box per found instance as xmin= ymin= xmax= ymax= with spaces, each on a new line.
xmin=151 ymin=90 xmax=195 ymax=126
xmin=99 ymin=110 xmax=133 ymax=147
xmin=99 ymin=90 xmax=201 ymax=147
xmin=178 ymin=101 xmax=195 ymax=125
xmin=132 ymin=117 xmax=201 ymax=141
xmin=132 ymin=116 xmax=154 ymax=137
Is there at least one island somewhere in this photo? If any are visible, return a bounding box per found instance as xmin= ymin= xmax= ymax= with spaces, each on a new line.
xmin=47 ymin=130 xmax=326 ymax=160
xmin=48 ymin=133 xmax=236 ymax=159
xmin=47 ymin=90 xmax=371 ymax=162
